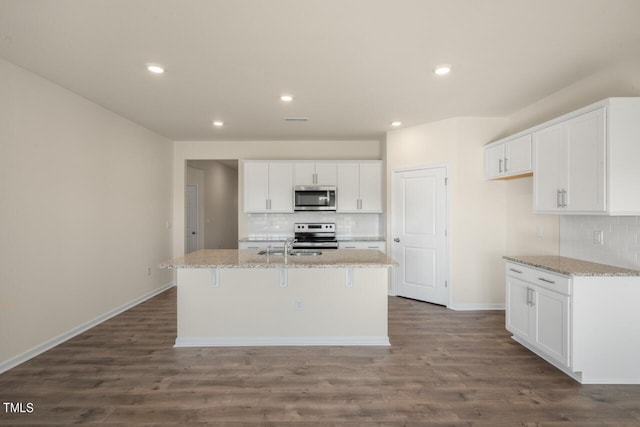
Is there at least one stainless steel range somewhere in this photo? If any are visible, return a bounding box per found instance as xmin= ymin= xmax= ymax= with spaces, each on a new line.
xmin=292 ymin=223 xmax=338 ymax=249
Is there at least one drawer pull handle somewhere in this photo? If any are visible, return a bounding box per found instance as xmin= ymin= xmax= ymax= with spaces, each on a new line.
xmin=509 ymin=268 xmax=523 ymax=274
xmin=538 ymin=277 xmax=556 ymax=284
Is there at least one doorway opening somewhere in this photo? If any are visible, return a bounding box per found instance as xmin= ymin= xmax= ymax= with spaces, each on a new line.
xmin=185 ymin=160 xmax=239 ymax=251
xmin=391 ymin=165 xmax=449 ymax=306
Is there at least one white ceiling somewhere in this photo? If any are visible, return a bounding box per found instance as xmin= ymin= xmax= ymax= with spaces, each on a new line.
xmin=2 ymin=0 xmax=640 ymax=141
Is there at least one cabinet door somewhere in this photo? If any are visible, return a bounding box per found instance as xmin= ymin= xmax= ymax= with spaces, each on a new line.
xmin=315 ymin=162 xmax=338 ymax=185
xmin=565 ymin=108 xmax=606 ymax=212
xmin=243 ymin=162 xmax=269 ymax=212
xmin=485 ymin=143 xmax=506 ymax=179
xmin=359 ymin=162 xmax=382 ymax=212
xmin=337 ymin=163 xmax=360 ymax=212
xmin=505 ymin=135 xmax=532 ymax=176
xmin=293 ymin=162 xmax=316 ymax=186
xmin=267 ymin=162 xmax=293 ymax=212
xmin=506 ymin=276 xmax=532 ymax=340
xmin=531 ymin=285 xmax=570 ymax=367
xmin=533 ymin=123 xmax=565 ymax=212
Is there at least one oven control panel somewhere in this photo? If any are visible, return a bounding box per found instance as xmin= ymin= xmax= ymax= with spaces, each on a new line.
xmin=294 ymin=223 xmax=335 ymax=232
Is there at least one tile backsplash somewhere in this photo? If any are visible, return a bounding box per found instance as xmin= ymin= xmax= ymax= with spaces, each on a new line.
xmin=245 ymin=212 xmax=383 ymax=240
xmin=560 ymin=215 xmax=640 ymax=270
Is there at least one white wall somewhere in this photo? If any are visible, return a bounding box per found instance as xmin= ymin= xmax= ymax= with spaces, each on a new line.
xmin=173 ymin=140 xmax=382 ymax=257
xmin=386 ymin=117 xmax=508 ymax=309
xmin=505 ymin=176 xmax=560 ymax=256
xmin=0 ymin=58 xmax=173 ymax=371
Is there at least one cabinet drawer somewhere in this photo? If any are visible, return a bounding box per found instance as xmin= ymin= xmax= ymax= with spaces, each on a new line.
xmin=506 ymin=262 xmax=571 ymax=295
xmin=339 ymin=241 xmax=385 ymax=252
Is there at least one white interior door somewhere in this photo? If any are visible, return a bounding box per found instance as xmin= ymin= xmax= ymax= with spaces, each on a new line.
xmin=185 ymin=184 xmax=199 ymax=253
xmin=392 ymin=166 xmax=448 ymax=305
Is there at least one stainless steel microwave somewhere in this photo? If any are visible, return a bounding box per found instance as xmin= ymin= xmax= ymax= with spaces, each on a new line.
xmin=293 ymin=185 xmax=337 ymax=211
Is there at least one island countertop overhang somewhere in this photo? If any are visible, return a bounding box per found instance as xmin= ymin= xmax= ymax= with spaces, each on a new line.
xmin=161 ymin=249 xmax=398 ymax=269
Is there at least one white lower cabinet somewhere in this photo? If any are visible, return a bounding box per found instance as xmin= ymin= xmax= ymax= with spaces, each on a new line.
xmin=505 ymin=260 xmax=640 ymax=384
xmin=506 ymin=265 xmax=570 ymax=368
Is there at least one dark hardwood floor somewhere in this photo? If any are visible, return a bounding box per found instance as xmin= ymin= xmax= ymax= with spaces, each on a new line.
xmin=1 ymin=287 xmax=640 ymax=426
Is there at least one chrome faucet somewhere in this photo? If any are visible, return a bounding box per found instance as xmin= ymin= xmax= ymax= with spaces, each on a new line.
xmin=284 ymin=238 xmax=297 ymax=261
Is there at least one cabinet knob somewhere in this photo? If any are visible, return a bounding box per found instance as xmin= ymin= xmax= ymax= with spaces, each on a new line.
xmin=394 ymin=238 xmax=400 ymax=242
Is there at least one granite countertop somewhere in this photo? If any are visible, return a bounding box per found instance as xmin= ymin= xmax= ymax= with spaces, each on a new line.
xmin=161 ymin=249 xmax=398 ymax=269
xmin=504 ymin=255 xmax=640 ymax=277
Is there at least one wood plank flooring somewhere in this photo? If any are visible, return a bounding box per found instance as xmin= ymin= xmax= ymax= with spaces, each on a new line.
xmin=1 ymin=287 xmax=640 ymax=425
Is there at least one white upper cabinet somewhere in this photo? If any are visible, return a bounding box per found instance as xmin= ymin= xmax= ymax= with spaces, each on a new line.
xmin=337 ymin=162 xmax=382 ymax=213
xmin=293 ymin=161 xmax=337 ymax=186
xmin=244 ymin=160 xmax=383 ymax=214
xmin=243 ymin=161 xmax=293 ymax=213
xmin=489 ymin=97 xmax=640 ymax=215
xmin=484 ymin=134 xmax=532 ymax=180
xmin=532 ymin=98 xmax=640 ymax=215
xmin=533 ymin=108 xmax=606 ymax=213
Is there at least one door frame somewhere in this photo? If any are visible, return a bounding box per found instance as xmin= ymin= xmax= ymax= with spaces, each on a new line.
xmin=185 ymin=183 xmax=201 ymax=253
xmin=390 ymin=163 xmax=451 ymax=307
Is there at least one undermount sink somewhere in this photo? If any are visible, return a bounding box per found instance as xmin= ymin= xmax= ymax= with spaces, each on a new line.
xmin=257 ymin=248 xmax=285 ymax=255
xmin=257 ymin=248 xmax=323 ymax=256
xmin=288 ymin=249 xmax=323 ymax=256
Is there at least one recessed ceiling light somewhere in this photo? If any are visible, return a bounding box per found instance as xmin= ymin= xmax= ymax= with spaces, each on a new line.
xmin=391 ymin=121 xmax=402 ymax=127
xmin=280 ymin=94 xmax=294 ymax=102
xmin=147 ymin=64 xmax=165 ymax=74
xmin=212 ymin=121 xmax=224 ymax=127
xmin=434 ymin=64 xmax=452 ymax=76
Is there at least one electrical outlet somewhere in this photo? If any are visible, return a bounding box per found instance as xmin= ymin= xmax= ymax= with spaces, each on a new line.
xmin=536 ymin=225 xmax=543 ymax=238
xmin=146 ymin=267 xmax=152 ymax=276
xmin=593 ymin=230 xmax=604 ymax=245
xmin=294 ymin=298 xmax=304 ymax=311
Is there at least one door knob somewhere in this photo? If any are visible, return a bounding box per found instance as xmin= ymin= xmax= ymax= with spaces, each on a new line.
xmin=191 ymin=232 xmax=196 ymax=235
xmin=394 ymin=238 xmax=400 ymax=242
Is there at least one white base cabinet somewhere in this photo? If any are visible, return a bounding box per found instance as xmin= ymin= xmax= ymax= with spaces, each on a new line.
xmin=506 ymin=264 xmax=570 ymax=368
xmin=506 ymin=260 xmax=640 ymax=384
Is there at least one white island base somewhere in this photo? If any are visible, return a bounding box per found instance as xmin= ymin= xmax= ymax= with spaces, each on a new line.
xmin=175 ymin=267 xmax=390 ymax=347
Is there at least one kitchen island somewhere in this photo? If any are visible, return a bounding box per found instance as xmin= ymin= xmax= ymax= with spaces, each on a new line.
xmin=161 ymin=249 xmax=397 ymax=347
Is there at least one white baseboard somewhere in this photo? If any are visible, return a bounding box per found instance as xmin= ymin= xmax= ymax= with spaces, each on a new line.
xmin=0 ymin=281 xmax=175 ymax=375
xmin=448 ymin=303 xmax=505 ymax=311
xmin=175 ymin=336 xmax=391 ymax=347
